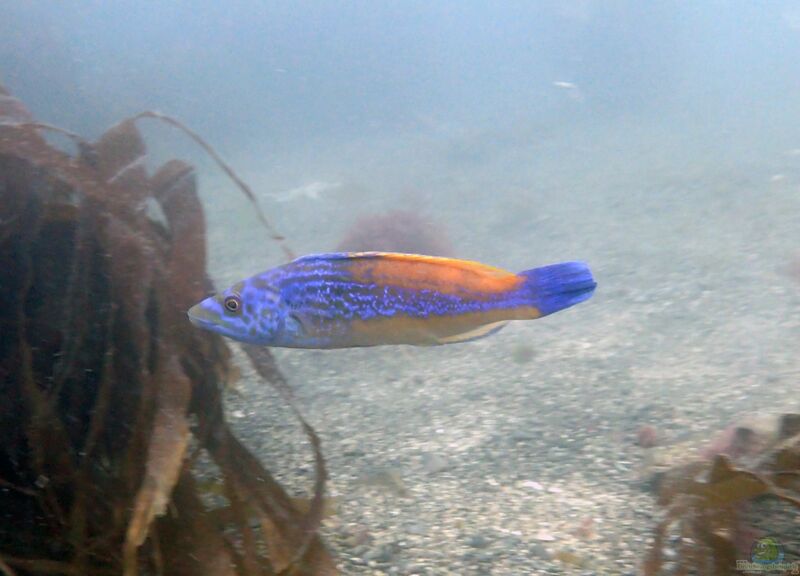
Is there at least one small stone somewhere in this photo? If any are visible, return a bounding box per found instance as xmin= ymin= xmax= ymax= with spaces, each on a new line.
xmin=461 ymin=549 xmax=496 ymax=564
xmin=535 ymin=530 xmax=556 ymax=542
xmin=466 ymin=533 xmax=490 ymax=548
xmin=501 ymin=535 xmax=523 ymax=548
xmin=476 ymin=551 xmax=496 ymax=562
xmin=357 ymin=467 xmax=408 ymax=496
xmin=529 ymin=542 xmax=552 ymax=560
xmin=401 ymin=563 xmax=428 ymax=576
xmin=343 ymin=526 xmax=371 ymax=548
xmin=421 ymin=452 xmax=452 ymax=474
xmin=553 ymin=549 xmax=587 ymax=567
xmin=511 ymin=432 xmax=536 ymax=442
xmin=351 ymin=544 xmax=369 ymax=557
xmin=406 ymin=523 xmax=427 ymax=535
xmin=636 ymin=425 xmax=658 ymax=448
xmin=511 ymin=344 xmax=537 ymax=364
xmin=365 ymin=543 xmax=396 ymax=563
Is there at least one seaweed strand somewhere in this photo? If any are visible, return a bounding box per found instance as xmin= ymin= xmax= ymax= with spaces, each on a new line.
xmin=128 ymin=111 xmax=295 ymax=261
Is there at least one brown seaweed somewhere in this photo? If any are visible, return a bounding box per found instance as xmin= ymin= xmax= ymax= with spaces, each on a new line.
xmin=644 ymin=414 xmax=800 ymax=576
xmin=0 ymin=85 xmax=334 ymax=575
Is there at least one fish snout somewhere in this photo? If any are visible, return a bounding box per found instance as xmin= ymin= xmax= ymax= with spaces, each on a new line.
xmin=187 ymin=300 xmax=222 ymax=329
xmin=187 ymin=295 xmax=269 ymax=344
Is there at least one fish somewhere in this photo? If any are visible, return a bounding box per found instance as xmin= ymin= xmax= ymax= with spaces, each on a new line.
xmin=552 ymin=80 xmax=578 ymax=89
xmin=187 ymin=252 xmax=596 ymax=348
xmin=267 ymin=180 xmax=341 ymax=202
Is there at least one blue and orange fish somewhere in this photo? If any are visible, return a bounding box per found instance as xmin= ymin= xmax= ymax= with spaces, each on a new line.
xmin=187 ymin=252 xmax=596 ymax=348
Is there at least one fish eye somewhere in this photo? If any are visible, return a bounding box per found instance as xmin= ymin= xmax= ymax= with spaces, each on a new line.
xmin=223 ymin=295 xmax=242 ymax=313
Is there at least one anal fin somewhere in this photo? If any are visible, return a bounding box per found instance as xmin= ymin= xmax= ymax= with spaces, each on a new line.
xmin=435 ymin=321 xmax=509 ymax=345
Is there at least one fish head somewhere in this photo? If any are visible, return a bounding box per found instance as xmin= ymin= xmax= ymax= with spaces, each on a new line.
xmin=187 ymin=277 xmax=285 ymax=344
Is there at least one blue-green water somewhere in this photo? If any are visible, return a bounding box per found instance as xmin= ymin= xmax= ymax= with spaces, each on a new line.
xmin=2 ymin=1 xmax=799 ymax=573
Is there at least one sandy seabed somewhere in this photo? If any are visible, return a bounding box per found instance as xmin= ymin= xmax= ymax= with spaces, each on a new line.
xmin=202 ymin=116 xmax=800 ymax=575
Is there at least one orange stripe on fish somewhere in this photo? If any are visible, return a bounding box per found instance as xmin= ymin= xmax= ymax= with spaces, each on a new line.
xmin=344 ymin=252 xmax=525 ymax=298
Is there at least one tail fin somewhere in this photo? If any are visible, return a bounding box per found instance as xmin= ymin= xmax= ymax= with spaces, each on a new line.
xmin=518 ymin=262 xmax=596 ymax=317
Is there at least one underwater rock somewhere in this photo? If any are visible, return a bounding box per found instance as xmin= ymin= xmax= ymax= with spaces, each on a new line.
xmin=519 ymin=479 xmax=545 ymax=491
xmin=342 ymin=525 xmax=372 ymax=548
xmin=636 ymin=424 xmax=659 ymax=448
xmin=778 ymin=413 xmax=800 ymax=440
xmin=528 ymin=542 xmax=552 ymax=560
xmin=336 ymin=209 xmax=453 ymax=256
xmin=466 ymin=533 xmax=491 ymax=548
xmin=535 ymin=529 xmax=557 ymax=542
xmin=421 ymin=452 xmax=453 ymax=474
xmin=700 ymin=424 xmax=763 ymax=461
xmin=511 ymin=343 xmax=538 ymax=364
xmin=0 ymin=86 xmax=33 ymax=121
xmin=364 ymin=542 xmax=400 ymax=563
xmin=356 ymin=466 xmax=409 ymax=496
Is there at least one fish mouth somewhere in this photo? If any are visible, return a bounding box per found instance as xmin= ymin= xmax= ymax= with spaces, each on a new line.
xmin=187 ymin=303 xmax=221 ymax=330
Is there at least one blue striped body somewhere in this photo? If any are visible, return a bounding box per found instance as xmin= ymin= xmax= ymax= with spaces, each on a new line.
xmin=187 ymin=252 xmax=596 ymax=348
